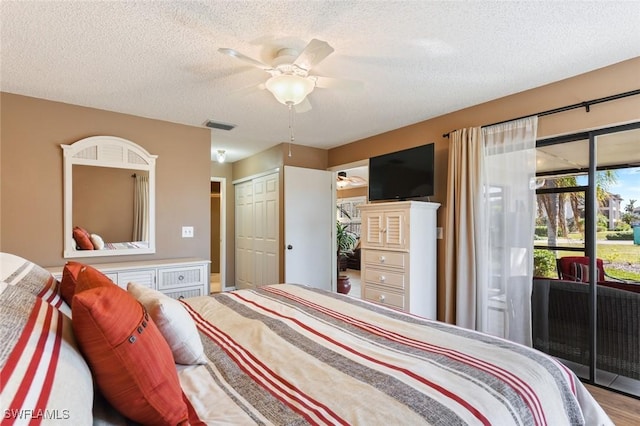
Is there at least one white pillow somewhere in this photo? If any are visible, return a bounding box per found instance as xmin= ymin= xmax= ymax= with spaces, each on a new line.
xmin=127 ymin=282 xmax=207 ymax=365
xmin=90 ymin=233 xmax=105 ymax=250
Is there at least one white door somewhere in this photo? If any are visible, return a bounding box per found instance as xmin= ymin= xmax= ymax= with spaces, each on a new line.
xmin=234 ymin=172 xmax=280 ymax=290
xmin=284 ymin=166 xmax=335 ymax=291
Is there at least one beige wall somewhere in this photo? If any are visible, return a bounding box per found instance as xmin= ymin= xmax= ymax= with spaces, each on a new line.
xmin=1 ymin=93 xmax=212 ymax=268
xmin=327 ymin=57 xmax=640 ymax=321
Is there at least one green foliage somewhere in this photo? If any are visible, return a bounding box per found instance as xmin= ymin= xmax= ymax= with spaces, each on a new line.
xmin=533 ymin=249 xmax=557 ymax=278
xmin=336 ymin=222 xmax=357 ymax=256
xmin=614 ymin=222 xmax=632 ymax=231
xmin=535 ymin=226 xmax=549 ymax=237
xmin=605 ymin=231 xmax=634 ymax=241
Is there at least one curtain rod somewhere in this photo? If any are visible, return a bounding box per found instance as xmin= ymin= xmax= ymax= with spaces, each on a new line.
xmin=442 ymin=88 xmax=640 ymax=138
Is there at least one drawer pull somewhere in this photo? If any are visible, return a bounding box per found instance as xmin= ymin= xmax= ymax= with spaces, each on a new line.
xmin=178 ymin=275 xmax=185 ymax=281
xmin=379 ymin=294 xmax=385 ymax=303
xmin=379 ymin=275 xmax=386 ymax=283
xmin=379 ymin=255 xmax=385 ymax=263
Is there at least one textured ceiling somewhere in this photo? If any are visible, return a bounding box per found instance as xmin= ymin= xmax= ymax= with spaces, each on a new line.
xmin=2 ymin=1 xmax=640 ymax=163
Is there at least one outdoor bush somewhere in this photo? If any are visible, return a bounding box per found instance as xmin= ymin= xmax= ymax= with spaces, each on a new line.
xmin=533 ymin=249 xmax=556 ymax=278
xmin=615 ymin=222 xmax=631 ymax=231
xmin=605 ymin=231 xmax=634 ymax=241
xmin=534 ymin=226 xmax=547 ymax=237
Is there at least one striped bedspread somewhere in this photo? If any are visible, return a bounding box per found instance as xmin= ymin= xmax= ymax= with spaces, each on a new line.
xmin=178 ymin=284 xmax=612 ymax=426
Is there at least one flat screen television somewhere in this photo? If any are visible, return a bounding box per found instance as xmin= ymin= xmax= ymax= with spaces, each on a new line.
xmin=368 ymin=143 xmax=435 ymax=202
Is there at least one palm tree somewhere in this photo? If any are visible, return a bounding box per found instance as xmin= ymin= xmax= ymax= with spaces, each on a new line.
xmin=538 ymin=170 xmax=617 ymax=244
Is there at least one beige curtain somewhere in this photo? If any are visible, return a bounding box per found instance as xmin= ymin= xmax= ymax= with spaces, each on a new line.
xmin=444 ymin=118 xmax=538 ymax=346
xmin=444 ymin=127 xmax=485 ymax=326
xmin=132 ymin=174 xmax=149 ymax=242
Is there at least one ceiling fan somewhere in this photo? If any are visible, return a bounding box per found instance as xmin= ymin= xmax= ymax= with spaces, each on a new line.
xmin=218 ymin=39 xmax=359 ymax=112
xmin=337 ymin=171 xmax=367 ymax=188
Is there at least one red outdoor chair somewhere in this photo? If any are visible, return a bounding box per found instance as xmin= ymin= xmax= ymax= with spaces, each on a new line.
xmin=557 ymin=256 xmax=606 ymax=282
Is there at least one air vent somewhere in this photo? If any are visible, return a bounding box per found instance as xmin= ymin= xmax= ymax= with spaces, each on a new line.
xmin=204 ymin=120 xmax=236 ymax=131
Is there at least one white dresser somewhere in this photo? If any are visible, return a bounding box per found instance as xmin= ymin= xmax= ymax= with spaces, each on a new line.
xmin=48 ymin=258 xmax=210 ymax=300
xmin=359 ymin=201 xmax=440 ymax=319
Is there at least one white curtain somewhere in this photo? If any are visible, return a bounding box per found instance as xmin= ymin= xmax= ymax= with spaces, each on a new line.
xmin=133 ymin=174 xmax=149 ymax=242
xmin=480 ymin=117 xmax=538 ymax=345
xmin=445 ymin=117 xmax=537 ymax=346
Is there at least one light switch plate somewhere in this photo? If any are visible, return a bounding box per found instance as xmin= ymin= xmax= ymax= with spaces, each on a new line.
xmin=182 ymin=226 xmax=194 ymax=238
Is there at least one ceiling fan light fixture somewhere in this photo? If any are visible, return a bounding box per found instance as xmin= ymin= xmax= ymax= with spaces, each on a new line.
xmin=265 ymin=74 xmax=315 ymax=105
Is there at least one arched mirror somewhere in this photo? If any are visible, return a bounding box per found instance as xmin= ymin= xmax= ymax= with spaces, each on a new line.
xmin=62 ymin=136 xmax=157 ymax=258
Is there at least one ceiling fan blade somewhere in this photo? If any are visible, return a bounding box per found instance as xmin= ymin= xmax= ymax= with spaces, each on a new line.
xmin=294 ymin=97 xmax=312 ymax=113
xmin=293 ymin=39 xmax=334 ymax=71
xmin=218 ymin=48 xmax=273 ymax=71
xmin=315 ymin=76 xmax=363 ymax=90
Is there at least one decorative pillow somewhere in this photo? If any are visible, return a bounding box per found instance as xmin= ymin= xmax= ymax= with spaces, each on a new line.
xmin=128 ymin=282 xmax=208 ymax=365
xmin=90 ymin=233 xmax=105 ymax=250
xmin=73 ymin=226 xmax=94 ymax=250
xmin=60 ymin=261 xmax=115 ymax=306
xmin=72 ymin=285 xmax=188 ymax=425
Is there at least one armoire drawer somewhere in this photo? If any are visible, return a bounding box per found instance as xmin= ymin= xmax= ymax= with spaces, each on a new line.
xmin=158 ymin=265 xmax=205 ymax=290
xmin=363 ymin=250 xmax=407 ymax=270
xmin=363 ymin=285 xmax=405 ymax=310
xmin=363 ymin=267 xmax=405 ymax=290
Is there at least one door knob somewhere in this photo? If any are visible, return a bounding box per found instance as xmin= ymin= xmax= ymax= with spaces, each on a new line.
xmin=287 ymin=245 xmax=293 ymax=250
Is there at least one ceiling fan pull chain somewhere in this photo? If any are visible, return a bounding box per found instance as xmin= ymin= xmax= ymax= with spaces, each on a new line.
xmin=288 ymin=103 xmax=295 ymax=157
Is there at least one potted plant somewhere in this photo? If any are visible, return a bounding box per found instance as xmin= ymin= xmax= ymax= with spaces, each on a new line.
xmin=336 ymin=221 xmax=357 ymax=294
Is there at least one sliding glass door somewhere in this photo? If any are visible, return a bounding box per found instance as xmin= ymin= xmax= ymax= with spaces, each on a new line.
xmin=532 ymin=122 xmax=640 ymax=398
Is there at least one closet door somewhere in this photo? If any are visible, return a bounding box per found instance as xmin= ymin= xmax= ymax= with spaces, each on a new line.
xmin=234 ymin=172 xmax=279 ymax=289
xmin=235 ymin=180 xmax=254 ymax=289
xmin=253 ymin=173 xmax=279 ymax=286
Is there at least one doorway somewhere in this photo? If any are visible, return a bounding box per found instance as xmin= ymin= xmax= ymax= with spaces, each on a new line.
xmin=210 ymin=177 xmax=226 ymax=293
xmin=331 ymin=161 xmax=369 ymax=299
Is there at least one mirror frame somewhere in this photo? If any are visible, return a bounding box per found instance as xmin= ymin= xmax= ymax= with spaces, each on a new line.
xmin=62 ymin=136 xmax=157 ymax=258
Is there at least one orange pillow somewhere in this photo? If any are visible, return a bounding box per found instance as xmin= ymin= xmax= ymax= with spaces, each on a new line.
xmin=73 ymin=226 xmax=94 ymax=250
xmin=60 ymin=262 xmax=115 ymax=306
xmin=72 ymin=285 xmax=188 ymax=425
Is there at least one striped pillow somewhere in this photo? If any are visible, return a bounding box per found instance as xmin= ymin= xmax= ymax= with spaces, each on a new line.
xmin=0 ymin=285 xmax=93 ymax=424
xmin=0 ymin=252 xmax=61 ymax=305
xmin=570 ymin=262 xmax=599 ymax=283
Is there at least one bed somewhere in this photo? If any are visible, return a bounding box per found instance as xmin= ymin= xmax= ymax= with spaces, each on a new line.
xmin=1 ymin=252 xmax=613 ymax=425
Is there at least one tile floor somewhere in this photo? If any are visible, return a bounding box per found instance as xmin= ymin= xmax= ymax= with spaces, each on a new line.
xmin=342 ymin=268 xmax=362 ymax=298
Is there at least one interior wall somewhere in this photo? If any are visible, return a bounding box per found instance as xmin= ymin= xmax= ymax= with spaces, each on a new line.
xmin=327 ymin=57 xmax=640 ymax=322
xmin=1 ymin=92 xmax=212 ymax=268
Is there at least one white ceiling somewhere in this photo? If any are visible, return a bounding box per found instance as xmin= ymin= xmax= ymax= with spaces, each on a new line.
xmin=2 ymin=1 xmax=639 ymax=163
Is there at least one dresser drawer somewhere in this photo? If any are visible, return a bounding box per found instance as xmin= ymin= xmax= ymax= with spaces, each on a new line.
xmin=117 ymin=269 xmax=156 ymax=290
xmin=158 ymin=265 xmax=205 ymax=290
xmin=363 ymin=250 xmax=407 ymax=270
xmin=363 ymin=267 xmax=405 ymax=290
xmin=363 ymin=285 xmax=404 ymax=310
xmin=162 ymin=286 xmax=205 ymax=300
